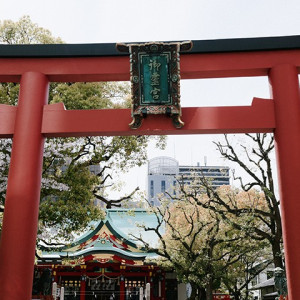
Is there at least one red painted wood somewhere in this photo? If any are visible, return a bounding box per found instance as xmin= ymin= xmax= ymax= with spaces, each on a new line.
xmin=0 ymin=50 xmax=300 ymax=82
xmin=0 ymin=104 xmax=17 ymax=137
xmin=120 ymin=277 xmax=125 ymax=300
xmin=80 ymin=279 xmax=86 ymax=300
xmin=0 ymin=72 xmax=49 ymax=300
xmin=0 ymin=98 xmax=276 ymax=138
xmin=180 ymin=50 xmax=300 ymax=79
xmin=0 ymin=56 xmax=130 ymax=82
xmin=0 ymin=46 xmax=299 ymax=299
xmin=269 ymin=64 xmax=300 ymax=300
xmin=41 ymin=98 xmax=275 ymax=138
xmin=161 ymin=274 xmax=166 ymax=300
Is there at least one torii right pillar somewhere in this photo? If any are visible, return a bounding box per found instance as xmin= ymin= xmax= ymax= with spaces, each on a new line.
xmin=269 ymin=64 xmax=300 ymax=300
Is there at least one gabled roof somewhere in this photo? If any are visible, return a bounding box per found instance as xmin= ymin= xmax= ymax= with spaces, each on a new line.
xmin=41 ymin=209 xmax=159 ymax=266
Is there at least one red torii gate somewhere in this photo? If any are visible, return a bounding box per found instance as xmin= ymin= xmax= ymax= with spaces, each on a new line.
xmin=0 ymin=36 xmax=299 ymax=299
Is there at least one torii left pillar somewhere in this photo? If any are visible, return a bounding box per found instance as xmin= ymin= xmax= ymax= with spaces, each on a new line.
xmin=0 ymin=72 xmax=49 ymax=300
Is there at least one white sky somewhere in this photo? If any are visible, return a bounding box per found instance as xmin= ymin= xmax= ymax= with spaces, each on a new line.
xmin=1 ymin=0 xmax=300 ymax=43
xmin=0 ymin=0 xmax=297 ymax=196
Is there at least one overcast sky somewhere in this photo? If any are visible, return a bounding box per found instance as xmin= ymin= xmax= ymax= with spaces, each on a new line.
xmin=1 ymin=0 xmax=300 ymax=43
xmin=0 ymin=0 xmax=297 ymax=196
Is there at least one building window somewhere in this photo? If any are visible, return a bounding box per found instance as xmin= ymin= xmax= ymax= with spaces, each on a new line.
xmin=251 ymin=276 xmax=258 ymax=287
xmin=150 ymin=180 xmax=154 ymax=198
xmin=173 ymin=181 xmax=176 ymax=195
xmin=267 ymin=270 xmax=274 ymax=280
xmin=161 ymin=180 xmax=166 ymax=193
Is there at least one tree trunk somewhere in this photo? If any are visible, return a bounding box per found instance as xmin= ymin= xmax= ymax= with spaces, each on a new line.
xmin=199 ymin=287 xmax=206 ymax=300
xmin=189 ymin=283 xmax=198 ymax=300
xmin=232 ymin=293 xmax=240 ymax=300
xmin=188 ymin=285 xmax=206 ymax=300
xmin=205 ymin=280 xmax=213 ymax=300
xmin=230 ymin=284 xmax=241 ymax=300
xmin=272 ymin=239 xmax=284 ymax=268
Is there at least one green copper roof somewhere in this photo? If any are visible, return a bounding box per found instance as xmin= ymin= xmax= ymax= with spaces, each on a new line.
xmin=41 ymin=209 xmax=161 ymax=262
xmin=106 ymin=209 xmax=161 ymax=246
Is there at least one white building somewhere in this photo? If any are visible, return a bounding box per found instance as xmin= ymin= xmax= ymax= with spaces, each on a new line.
xmin=147 ymin=156 xmax=230 ymax=206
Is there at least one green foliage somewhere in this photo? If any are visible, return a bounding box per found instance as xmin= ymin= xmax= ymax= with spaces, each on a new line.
xmin=39 ymin=164 xmax=103 ymax=239
xmin=0 ymin=16 xmax=166 ymax=244
xmin=51 ymin=82 xmax=130 ymax=110
xmin=0 ymin=83 xmax=19 ymax=105
xmin=0 ymin=15 xmax=63 ymax=44
xmin=137 ymin=185 xmax=271 ymax=300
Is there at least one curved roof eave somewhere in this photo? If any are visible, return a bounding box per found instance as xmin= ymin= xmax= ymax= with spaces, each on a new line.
xmin=63 ymin=210 xmax=153 ymax=251
xmin=59 ymin=246 xmax=149 ymax=260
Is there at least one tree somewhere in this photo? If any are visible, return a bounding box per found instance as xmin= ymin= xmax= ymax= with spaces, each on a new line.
xmin=0 ymin=15 xmax=63 ymax=44
xmin=162 ymin=133 xmax=282 ymax=297
xmin=0 ymin=16 xmax=165 ymax=244
xmin=163 ymin=133 xmax=283 ymax=298
xmin=133 ymin=187 xmax=267 ymax=300
xmin=221 ymin=245 xmax=272 ymax=300
xmin=212 ymin=134 xmax=283 ymax=269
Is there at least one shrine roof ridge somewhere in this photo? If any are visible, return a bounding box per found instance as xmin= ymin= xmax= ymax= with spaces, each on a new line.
xmin=0 ymin=35 xmax=300 ymax=57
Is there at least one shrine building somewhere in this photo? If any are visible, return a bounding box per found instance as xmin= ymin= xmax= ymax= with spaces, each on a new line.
xmin=33 ymin=209 xmax=181 ymax=300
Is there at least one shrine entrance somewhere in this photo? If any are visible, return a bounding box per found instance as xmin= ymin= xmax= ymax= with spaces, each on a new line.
xmin=0 ymin=36 xmax=300 ymax=299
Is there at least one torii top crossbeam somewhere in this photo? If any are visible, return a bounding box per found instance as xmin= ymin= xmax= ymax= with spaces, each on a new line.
xmin=0 ymin=35 xmax=300 ymax=300
xmin=3 ymin=35 xmax=299 ymax=137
